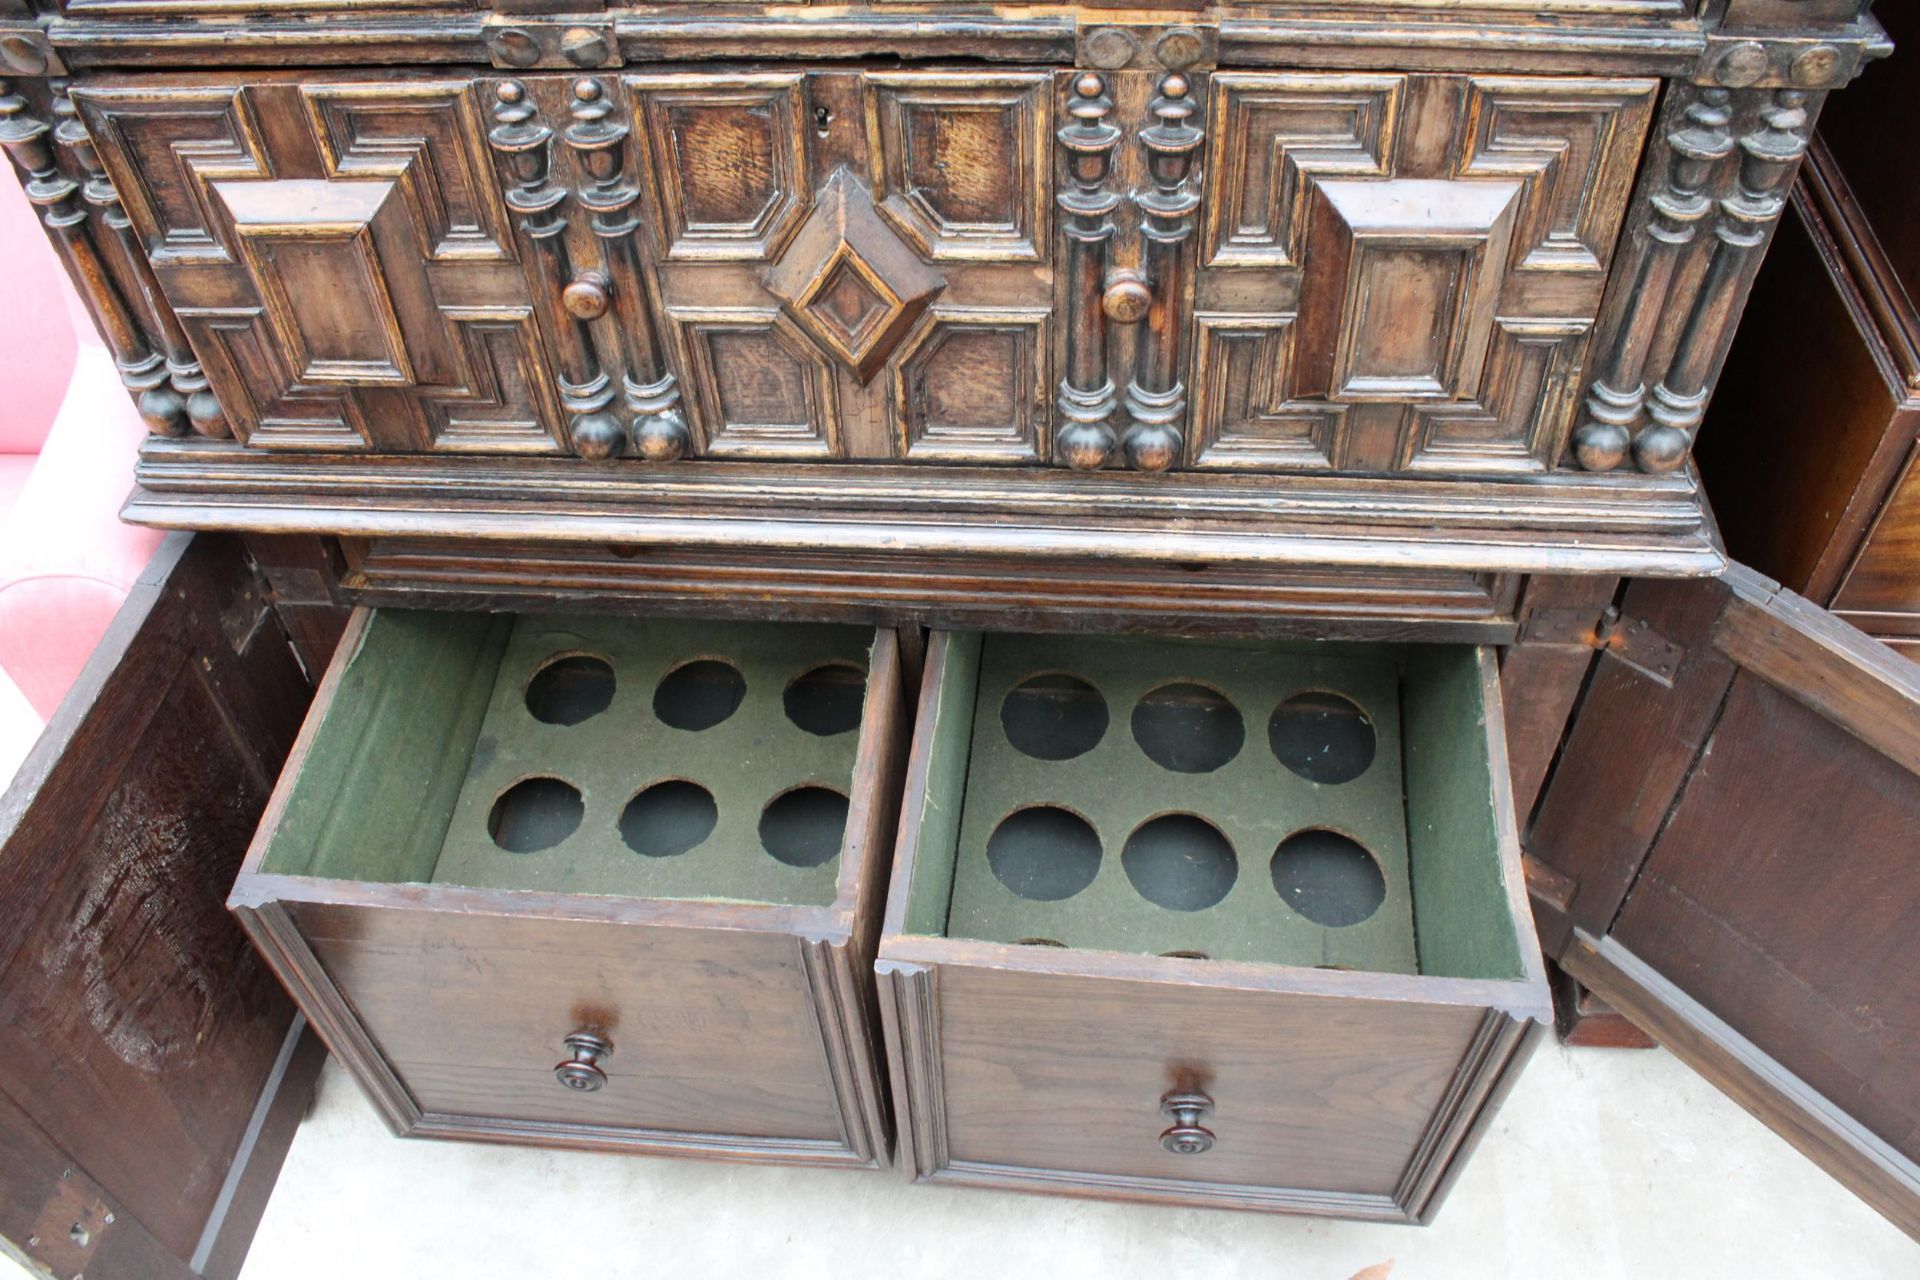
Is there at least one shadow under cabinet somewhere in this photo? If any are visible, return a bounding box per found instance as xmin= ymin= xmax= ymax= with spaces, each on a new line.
xmin=877 ymin=631 xmax=1550 ymax=1220
xmin=227 ymin=609 xmax=907 ymax=1168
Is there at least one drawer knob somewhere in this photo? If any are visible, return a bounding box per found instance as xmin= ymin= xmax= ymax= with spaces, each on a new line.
xmin=553 ymin=1031 xmax=613 ymax=1092
xmin=562 ymin=271 xmax=611 ymax=321
xmin=1159 ymin=1089 xmax=1215 ymax=1155
xmin=1101 ymin=274 xmax=1151 ymax=325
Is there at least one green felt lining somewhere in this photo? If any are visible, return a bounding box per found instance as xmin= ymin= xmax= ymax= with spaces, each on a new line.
xmin=903 ymin=632 xmax=982 ymax=936
xmin=908 ymin=633 xmax=1524 ymax=982
xmin=259 ymin=610 xmax=510 ymax=883
xmin=946 ymin=634 xmax=1418 ymax=971
xmin=1401 ymin=647 xmax=1525 ymax=981
xmin=260 ymin=610 xmax=874 ymax=908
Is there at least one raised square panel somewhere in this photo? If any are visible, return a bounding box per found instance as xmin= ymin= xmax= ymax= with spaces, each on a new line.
xmin=1189 ymin=314 xmax=1341 ymax=470
xmin=1295 ymin=178 xmax=1521 ymax=403
xmin=628 ymin=74 xmax=809 ymax=262
xmin=302 ymin=81 xmax=515 ymax=263
xmin=762 ymin=168 xmax=945 ymax=384
xmin=867 ymin=72 xmax=1049 ymax=263
xmin=215 ymin=179 xmax=414 ymax=387
xmin=72 ymin=85 xmax=268 ymax=266
xmin=893 ymin=308 xmax=1048 ymax=463
xmin=1203 ymin=73 xmax=1404 ymax=269
xmin=1401 ymin=319 xmax=1591 ymax=474
xmin=423 ymin=309 xmax=566 ymax=454
xmin=674 ymin=308 xmax=839 ymax=458
xmin=1460 ymin=77 xmax=1658 ymax=273
xmin=180 ymin=308 xmax=368 ymax=450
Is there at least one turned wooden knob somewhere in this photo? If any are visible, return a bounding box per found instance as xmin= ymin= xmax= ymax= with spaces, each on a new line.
xmin=562 ymin=271 xmax=610 ymax=321
xmin=553 ymin=1031 xmax=612 ymax=1092
xmin=1102 ymin=275 xmax=1152 ymax=325
xmin=1159 ymin=1089 xmax=1215 ymax=1155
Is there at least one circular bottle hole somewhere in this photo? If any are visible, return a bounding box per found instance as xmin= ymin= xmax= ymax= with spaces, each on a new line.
xmin=1121 ymin=813 xmax=1238 ymax=912
xmin=619 ymin=780 xmax=718 ymax=859
xmin=1270 ymin=830 xmax=1387 ymax=927
xmin=986 ymin=806 xmax=1102 ymax=902
xmin=1269 ymin=692 xmax=1376 ymax=784
xmin=783 ymin=662 xmax=868 ymax=736
xmin=488 ymin=777 xmax=584 ymax=854
xmin=653 ymin=659 xmax=746 ymax=731
xmin=759 ymin=786 xmax=850 ymax=867
xmin=1000 ymin=673 xmax=1109 ymax=761
xmin=1131 ymin=682 xmax=1244 ymax=774
xmin=525 ymin=654 xmax=616 ymax=726
xmin=1013 ymin=937 xmax=1066 ymax=948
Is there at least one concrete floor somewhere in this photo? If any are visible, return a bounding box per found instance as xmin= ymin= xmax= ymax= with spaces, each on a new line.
xmin=209 ymin=1040 xmax=1917 ymax=1279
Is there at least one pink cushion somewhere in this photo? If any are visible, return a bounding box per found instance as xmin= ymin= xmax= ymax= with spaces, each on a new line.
xmin=0 ymin=345 xmax=165 ymax=718
xmin=0 ymin=164 xmax=81 ymax=456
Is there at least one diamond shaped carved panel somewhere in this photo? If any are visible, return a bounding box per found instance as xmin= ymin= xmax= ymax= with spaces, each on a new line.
xmin=763 ymin=168 xmax=945 ymax=383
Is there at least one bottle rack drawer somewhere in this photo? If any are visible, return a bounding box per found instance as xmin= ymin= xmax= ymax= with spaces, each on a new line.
xmin=875 ymin=629 xmax=1551 ymax=1219
xmin=228 ymin=607 xmax=907 ymax=1168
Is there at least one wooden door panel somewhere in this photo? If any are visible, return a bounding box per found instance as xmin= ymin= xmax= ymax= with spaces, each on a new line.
xmin=633 ymin=68 xmax=1056 ymax=463
xmin=1610 ymin=673 xmax=1920 ymax=1156
xmin=0 ymin=534 xmax=325 ymax=1277
xmin=1529 ymin=566 xmax=1920 ymax=1239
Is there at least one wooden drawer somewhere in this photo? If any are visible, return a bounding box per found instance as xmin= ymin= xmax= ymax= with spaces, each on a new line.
xmin=229 ymin=607 xmax=907 ymax=1167
xmin=876 ymin=630 xmax=1549 ymax=1218
xmin=65 ymin=64 xmax=1653 ymax=476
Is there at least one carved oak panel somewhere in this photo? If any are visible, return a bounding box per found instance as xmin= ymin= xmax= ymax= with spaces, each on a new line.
xmin=1195 ymin=72 xmax=1656 ymax=475
xmin=629 ymin=68 xmax=1055 ymax=462
xmin=74 ymin=77 xmax=561 ymax=453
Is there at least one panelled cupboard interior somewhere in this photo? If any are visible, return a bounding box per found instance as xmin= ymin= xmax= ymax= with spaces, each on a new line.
xmin=0 ymin=2 xmax=1916 ymax=1277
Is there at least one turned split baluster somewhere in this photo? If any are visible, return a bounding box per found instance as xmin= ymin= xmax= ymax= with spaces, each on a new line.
xmin=50 ymin=82 xmax=225 ymax=438
xmin=489 ymin=79 xmax=620 ymax=460
xmin=1122 ymin=72 xmax=1203 ymax=474
xmin=1055 ymin=73 xmax=1123 ymax=471
xmin=566 ymin=78 xmax=687 ymax=462
xmin=1573 ymin=86 xmax=1732 ymax=473
xmin=1638 ymin=88 xmax=1812 ymax=473
xmin=0 ymin=78 xmax=168 ymax=422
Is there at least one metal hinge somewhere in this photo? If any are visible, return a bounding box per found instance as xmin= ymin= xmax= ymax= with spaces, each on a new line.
xmin=1519 ymin=603 xmax=1684 ymax=688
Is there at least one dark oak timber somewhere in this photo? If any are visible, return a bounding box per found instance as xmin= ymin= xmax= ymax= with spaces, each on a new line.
xmin=0 ymin=534 xmax=323 ymax=1278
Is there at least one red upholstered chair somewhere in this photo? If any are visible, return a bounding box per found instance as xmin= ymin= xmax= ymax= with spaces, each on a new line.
xmin=0 ymin=169 xmax=166 ymax=781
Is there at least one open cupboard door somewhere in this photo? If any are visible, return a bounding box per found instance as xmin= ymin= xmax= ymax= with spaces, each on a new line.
xmin=0 ymin=534 xmax=328 ymax=1280
xmin=1526 ymin=564 xmax=1920 ymax=1241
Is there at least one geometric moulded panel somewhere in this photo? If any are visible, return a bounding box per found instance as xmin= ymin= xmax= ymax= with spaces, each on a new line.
xmin=763 ymin=169 xmax=945 ymax=384
xmin=215 ymin=179 xmax=417 ymax=387
xmin=893 ymin=308 xmax=1048 ymax=463
xmin=1293 ymin=178 xmax=1522 ymax=403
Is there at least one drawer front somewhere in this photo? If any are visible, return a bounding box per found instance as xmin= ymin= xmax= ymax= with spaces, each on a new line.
xmin=67 ymin=67 xmax=1653 ymax=477
xmin=287 ymin=900 xmax=847 ymax=1144
xmin=1194 ymin=72 xmax=1654 ymax=475
xmin=927 ymin=964 xmax=1507 ymax=1200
